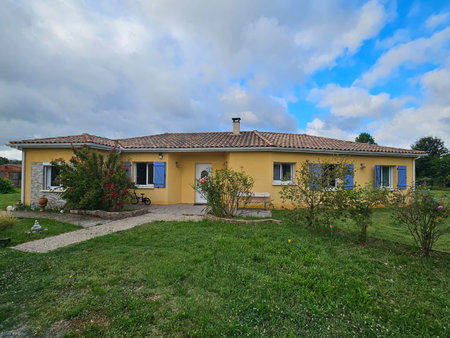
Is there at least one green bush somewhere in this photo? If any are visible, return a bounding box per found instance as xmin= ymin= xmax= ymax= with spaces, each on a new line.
xmin=390 ymin=187 xmax=449 ymax=256
xmin=51 ymin=146 xmax=134 ymax=211
xmin=0 ymin=212 xmax=17 ymax=230
xmin=194 ymin=168 xmax=254 ymax=217
xmin=0 ymin=177 xmax=14 ymax=194
xmin=337 ymin=183 xmax=388 ymax=243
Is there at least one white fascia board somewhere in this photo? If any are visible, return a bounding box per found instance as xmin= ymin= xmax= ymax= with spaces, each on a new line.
xmin=121 ymin=146 xmax=424 ymax=158
xmin=7 ymin=143 xmax=424 ymax=158
xmin=7 ymin=143 xmax=113 ymax=151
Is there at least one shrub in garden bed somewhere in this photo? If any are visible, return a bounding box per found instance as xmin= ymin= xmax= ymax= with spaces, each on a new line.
xmin=194 ymin=168 xmax=254 ymax=217
xmin=51 ymin=146 xmax=134 ymax=212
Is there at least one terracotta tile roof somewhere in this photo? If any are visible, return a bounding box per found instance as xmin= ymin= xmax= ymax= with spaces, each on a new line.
xmin=9 ymin=133 xmax=116 ymax=147
xmin=9 ymin=131 xmax=425 ymax=155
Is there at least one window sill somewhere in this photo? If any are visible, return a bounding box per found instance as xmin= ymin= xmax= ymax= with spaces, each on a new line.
xmin=272 ymin=181 xmax=293 ymax=186
xmin=41 ymin=188 xmax=64 ymax=193
xmin=135 ymin=184 xmax=155 ymax=189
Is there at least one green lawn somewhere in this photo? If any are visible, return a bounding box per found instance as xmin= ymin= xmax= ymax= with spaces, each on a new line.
xmin=1 ymin=220 xmax=449 ymax=336
xmin=0 ymin=218 xmax=83 ymax=246
xmin=332 ymin=208 xmax=450 ymax=251
xmin=0 ymin=189 xmax=20 ymax=210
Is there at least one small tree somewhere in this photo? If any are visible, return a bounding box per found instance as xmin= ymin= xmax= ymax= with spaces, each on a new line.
xmin=390 ymin=187 xmax=449 ymax=257
xmin=52 ymin=146 xmax=134 ymax=211
xmin=338 ymin=183 xmax=388 ymax=243
xmin=280 ymin=158 xmax=352 ymax=228
xmin=194 ymin=168 xmax=254 ymax=217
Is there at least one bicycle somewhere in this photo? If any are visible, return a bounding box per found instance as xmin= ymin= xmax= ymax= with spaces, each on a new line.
xmin=130 ymin=190 xmax=151 ymax=205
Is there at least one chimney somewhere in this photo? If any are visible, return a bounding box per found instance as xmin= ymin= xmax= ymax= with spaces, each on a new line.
xmin=232 ymin=117 xmax=241 ymax=135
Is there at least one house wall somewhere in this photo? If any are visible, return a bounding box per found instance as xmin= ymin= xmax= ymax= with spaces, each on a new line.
xmin=22 ymin=147 xmax=415 ymax=209
xmin=121 ymin=152 xmax=226 ymax=205
xmin=23 ymin=148 xmax=75 ymax=207
xmin=226 ymin=151 xmax=415 ymax=209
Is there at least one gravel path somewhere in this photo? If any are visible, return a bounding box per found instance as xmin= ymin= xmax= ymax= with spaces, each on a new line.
xmin=11 ymin=213 xmax=203 ymax=253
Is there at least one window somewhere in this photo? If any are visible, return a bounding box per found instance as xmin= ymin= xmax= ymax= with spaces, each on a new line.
xmin=135 ymin=162 xmax=154 ymax=186
xmin=321 ymin=164 xmax=338 ymax=189
xmin=376 ymin=165 xmax=393 ymax=188
xmin=273 ymin=163 xmax=293 ymax=184
xmin=44 ymin=165 xmax=60 ymax=189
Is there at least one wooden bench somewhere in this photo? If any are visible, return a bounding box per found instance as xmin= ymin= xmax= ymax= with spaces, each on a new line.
xmin=237 ymin=192 xmax=270 ymax=210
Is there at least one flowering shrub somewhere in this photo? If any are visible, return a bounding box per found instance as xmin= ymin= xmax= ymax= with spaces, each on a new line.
xmin=390 ymin=187 xmax=449 ymax=257
xmin=51 ymin=146 xmax=134 ymax=211
xmin=194 ymin=168 xmax=254 ymax=217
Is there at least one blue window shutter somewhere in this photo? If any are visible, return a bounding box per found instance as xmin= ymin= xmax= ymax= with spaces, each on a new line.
xmin=309 ymin=163 xmax=321 ymax=191
xmin=374 ymin=165 xmax=381 ymax=188
xmin=154 ymin=162 xmax=166 ymax=188
xmin=344 ymin=164 xmax=354 ymax=190
xmin=398 ymin=165 xmax=407 ymax=190
xmin=124 ymin=162 xmax=131 ymax=179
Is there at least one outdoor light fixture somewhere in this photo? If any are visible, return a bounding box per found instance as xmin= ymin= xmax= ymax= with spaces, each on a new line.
xmin=360 ymin=163 xmax=366 ymax=169
xmin=159 ymin=152 xmax=163 ymax=159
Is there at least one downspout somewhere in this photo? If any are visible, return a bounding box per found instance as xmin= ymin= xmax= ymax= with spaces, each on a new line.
xmin=412 ymin=156 xmax=419 ymax=190
xmin=21 ymin=149 xmax=25 ymax=204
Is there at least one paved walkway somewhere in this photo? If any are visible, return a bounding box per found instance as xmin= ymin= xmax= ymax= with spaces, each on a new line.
xmin=9 ymin=204 xmax=270 ymax=253
xmin=12 ymin=212 xmax=203 ymax=253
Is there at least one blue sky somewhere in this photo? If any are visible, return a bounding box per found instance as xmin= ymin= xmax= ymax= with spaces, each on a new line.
xmin=1 ymin=0 xmax=449 ymax=159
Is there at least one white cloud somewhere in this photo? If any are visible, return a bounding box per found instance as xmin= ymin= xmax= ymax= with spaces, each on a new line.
xmin=219 ymin=85 xmax=297 ymax=131
xmin=376 ymin=28 xmax=410 ymax=49
xmin=308 ymin=84 xmax=404 ymax=118
xmin=426 ymin=12 xmax=449 ymax=29
xmin=358 ymin=27 xmax=450 ymax=87
xmin=0 ymin=147 xmax=22 ymax=160
xmin=294 ymin=0 xmax=386 ymax=72
xmin=308 ymin=67 xmax=450 ymax=149
xmin=304 ymin=118 xmax=358 ymax=141
xmin=0 ymin=0 xmax=391 ymax=152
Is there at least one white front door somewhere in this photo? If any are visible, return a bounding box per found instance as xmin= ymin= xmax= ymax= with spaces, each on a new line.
xmin=195 ymin=163 xmax=212 ymax=204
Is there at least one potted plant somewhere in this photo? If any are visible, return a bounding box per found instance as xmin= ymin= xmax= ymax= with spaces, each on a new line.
xmin=38 ymin=197 xmax=48 ymax=211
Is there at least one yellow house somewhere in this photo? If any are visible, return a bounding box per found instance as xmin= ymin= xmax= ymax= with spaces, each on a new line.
xmin=8 ymin=118 xmax=424 ymax=209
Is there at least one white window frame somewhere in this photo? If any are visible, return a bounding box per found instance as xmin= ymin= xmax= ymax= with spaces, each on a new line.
xmin=380 ymin=166 xmax=393 ymax=189
xmin=134 ymin=162 xmax=154 ymax=188
xmin=273 ymin=163 xmax=294 ymax=185
xmin=43 ymin=163 xmax=61 ymax=190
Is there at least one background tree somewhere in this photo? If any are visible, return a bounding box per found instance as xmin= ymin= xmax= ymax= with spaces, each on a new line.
xmin=412 ymin=136 xmax=449 ymax=187
xmin=0 ymin=157 xmax=9 ymax=165
xmin=411 ymin=136 xmax=448 ymax=157
xmin=355 ymin=132 xmax=376 ymax=144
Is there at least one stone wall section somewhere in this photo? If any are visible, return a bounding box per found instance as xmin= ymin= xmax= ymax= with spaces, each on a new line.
xmin=30 ymin=162 xmax=65 ymax=209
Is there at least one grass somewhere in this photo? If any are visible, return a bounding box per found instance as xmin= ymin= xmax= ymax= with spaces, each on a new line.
xmin=1 ymin=219 xmax=449 ymax=336
xmin=0 ymin=218 xmax=83 ymax=246
xmin=333 ymin=208 xmax=450 ymax=251
xmin=272 ymin=189 xmax=450 ymax=252
xmin=0 ymin=189 xmax=20 ymax=210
